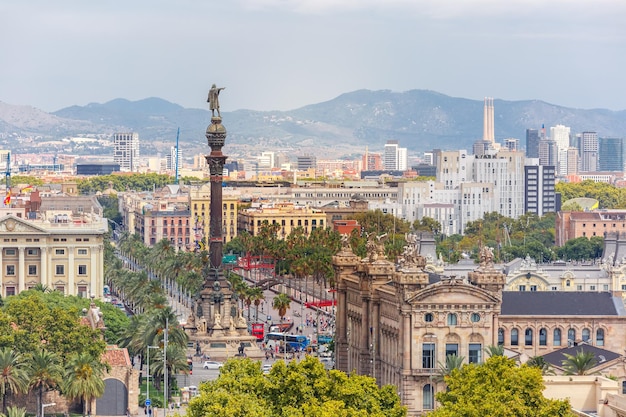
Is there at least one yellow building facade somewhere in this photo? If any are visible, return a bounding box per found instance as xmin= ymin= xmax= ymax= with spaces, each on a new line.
xmin=189 ymin=183 xmax=239 ymax=245
xmin=238 ymin=203 xmax=326 ymax=238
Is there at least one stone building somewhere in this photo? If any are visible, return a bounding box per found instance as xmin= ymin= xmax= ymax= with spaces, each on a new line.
xmin=0 ymin=208 xmax=106 ymax=298
xmin=333 ymin=236 xmax=626 ymax=416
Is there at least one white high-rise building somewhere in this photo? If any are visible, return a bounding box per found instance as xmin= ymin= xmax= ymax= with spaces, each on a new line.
xmin=383 ymin=140 xmax=408 ymax=170
xmin=258 ymin=151 xmax=275 ymax=170
xmin=166 ymin=146 xmax=182 ymax=171
xmin=113 ymin=132 xmax=139 ymax=172
xmin=483 ymin=97 xmax=495 ymax=142
xmin=550 ymin=125 xmax=571 ymax=151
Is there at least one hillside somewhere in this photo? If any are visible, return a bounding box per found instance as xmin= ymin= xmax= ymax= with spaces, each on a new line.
xmin=1 ymin=90 xmax=625 ymax=157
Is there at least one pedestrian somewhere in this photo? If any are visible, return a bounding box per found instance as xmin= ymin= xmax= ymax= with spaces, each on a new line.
xmin=126 ymin=408 xmax=131 ymax=417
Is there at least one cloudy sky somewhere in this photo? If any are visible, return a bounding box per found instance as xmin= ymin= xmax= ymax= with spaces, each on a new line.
xmin=1 ymin=0 xmax=625 ymax=113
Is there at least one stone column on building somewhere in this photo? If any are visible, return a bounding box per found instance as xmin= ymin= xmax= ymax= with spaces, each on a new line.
xmin=359 ymin=295 xmax=371 ymax=376
xmin=40 ymin=247 xmax=47 ymax=286
xmin=91 ymin=246 xmax=99 ymax=297
xmin=18 ymin=247 xmax=25 ymax=292
xmin=335 ymin=281 xmax=348 ymax=372
xmin=372 ymin=298 xmax=380 ymax=382
xmin=68 ymin=245 xmax=75 ymax=295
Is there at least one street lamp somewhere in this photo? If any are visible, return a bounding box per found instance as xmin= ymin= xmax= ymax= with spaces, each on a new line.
xmin=146 ymin=345 xmax=158 ymax=406
xmin=42 ymin=402 xmax=56 ymax=417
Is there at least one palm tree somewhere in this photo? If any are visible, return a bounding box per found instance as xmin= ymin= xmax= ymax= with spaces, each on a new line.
xmin=30 ymin=283 xmax=51 ymax=293
xmin=150 ymin=344 xmax=189 ymax=399
xmin=526 ymin=356 xmax=555 ymax=375
xmin=0 ymin=348 xmax=28 ymax=414
xmin=0 ymin=406 xmax=26 ymax=417
xmin=248 ymin=287 xmax=265 ymax=322
xmin=62 ymin=353 xmax=106 ymax=417
xmin=484 ymin=344 xmax=505 ymax=357
xmin=27 ymin=350 xmax=63 ymax=417
xmin=562 ymin=349 xmax=598 ymax=375
xmin=431 ymin=354 xmax=465 ymax=384
xmin=272 ymin=293 xmax=292 ymax=321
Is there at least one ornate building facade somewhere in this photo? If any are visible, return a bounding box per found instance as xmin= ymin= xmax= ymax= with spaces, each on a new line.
xmin=0 ymin=212 xmax=106 ymax=298
xmin=333 ymin=237 xmax=626 ymax=416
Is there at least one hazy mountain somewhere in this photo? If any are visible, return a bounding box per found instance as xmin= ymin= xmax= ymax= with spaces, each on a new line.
xmin=1 ymin=90 xmax=625 ymax=156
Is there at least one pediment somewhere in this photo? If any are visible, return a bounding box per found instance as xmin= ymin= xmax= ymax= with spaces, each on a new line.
xmin=0 ymin=215 xmax=50 ymax=234
xmin=406 ymin=281 xmax=501 ymax=305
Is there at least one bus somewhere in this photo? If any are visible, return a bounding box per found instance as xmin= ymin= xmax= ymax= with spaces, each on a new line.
xmin=265 ymin=332 xmax=309 ymax=351
xmin=250 ymin=323 xmax=265 ymax=341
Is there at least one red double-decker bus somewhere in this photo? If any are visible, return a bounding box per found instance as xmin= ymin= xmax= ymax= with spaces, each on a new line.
xmin=251 ymin=323 xmax=265 ymax=341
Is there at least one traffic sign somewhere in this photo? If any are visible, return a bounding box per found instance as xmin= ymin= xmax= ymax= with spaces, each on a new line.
xmin=145 ymin=399 xmax=151 ymax=406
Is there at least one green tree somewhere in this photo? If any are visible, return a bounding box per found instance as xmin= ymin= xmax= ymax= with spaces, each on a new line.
xmin=272 ymin=293 xmax=292 ymax=321
xmin=0 ymin=348 xmax=28 ymax=414
xmin=427 ymin=356 xmax=574 ymax=417
xmin=188 ymin=357 xmax=406 ymax=417
xmin=27 ymin=350 xmax=63 ymax=417
xmin=62 ymin=352 xmax=106 ymax=417
xmin=3 ymin=291 xmax=106 ymax=361
xmin=561 ymin=350 xmax=597 ymax=375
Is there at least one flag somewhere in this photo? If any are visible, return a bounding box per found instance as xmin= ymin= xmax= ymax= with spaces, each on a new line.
xmin=20 ymin=185 xmax=33 ymax=193
xmin=3 ymin=190 xmax=10 ymax=205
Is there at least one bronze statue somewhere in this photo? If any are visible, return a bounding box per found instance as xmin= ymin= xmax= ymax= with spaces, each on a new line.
xmin=207 ymin=84 xmax=226 ymax=117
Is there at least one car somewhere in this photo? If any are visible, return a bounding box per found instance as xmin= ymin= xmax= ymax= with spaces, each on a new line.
xmin=262 ymin=364 xmax=272 ymax=374
xmin=203 ymin=361 xmax=223 ymax=370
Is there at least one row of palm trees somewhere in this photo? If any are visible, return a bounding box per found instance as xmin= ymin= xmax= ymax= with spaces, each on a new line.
xmin=0 ymin=348 xmax=105 ymax=417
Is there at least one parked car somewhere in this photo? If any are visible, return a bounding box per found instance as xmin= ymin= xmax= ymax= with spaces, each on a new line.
xmin=203 ymin=361 xmax=223 ymax=370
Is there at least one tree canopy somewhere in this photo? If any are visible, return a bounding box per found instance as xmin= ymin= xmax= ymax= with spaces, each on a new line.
xmin=427 ymin=356 xmax=574 ymax=417
xmin=188 ymin=357 xmax=406 ymax=417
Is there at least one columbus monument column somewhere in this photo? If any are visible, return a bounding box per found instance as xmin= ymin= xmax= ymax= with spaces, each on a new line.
xmin=185 ymin=85 xmax=258 ymax=359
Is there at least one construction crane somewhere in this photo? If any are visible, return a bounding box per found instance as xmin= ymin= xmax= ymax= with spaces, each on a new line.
xmin=3 ymin=151 xmax=11 ymax=206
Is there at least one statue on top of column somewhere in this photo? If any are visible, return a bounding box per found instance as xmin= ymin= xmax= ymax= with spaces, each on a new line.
xmin=207 ymin=84 xmax=226 ymax=118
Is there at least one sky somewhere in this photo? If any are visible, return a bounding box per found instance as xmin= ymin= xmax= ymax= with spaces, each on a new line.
xmin=1 ymin=0 xmax=625 ymax=113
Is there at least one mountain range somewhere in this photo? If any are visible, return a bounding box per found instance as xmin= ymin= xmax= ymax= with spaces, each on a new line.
xmin=1 ymin=90 xmax=625 ymax=158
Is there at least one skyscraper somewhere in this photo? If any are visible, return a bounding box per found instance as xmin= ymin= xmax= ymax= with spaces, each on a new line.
xmin=482 ymin=97 xmax=495 ymax=142
xmin=538 ymin=139 xmax=558 ymax=167
xmin=525 ymin=129 xmax=540 ymax=158
xmin=113 ymin=132 xmax=139 ymax=172
xmin=383 ymin=140 xmax=408 ymax=170
xmin=598 ymin=137 xmax=625 ymax=172
xmin=550 ymin=125 xmax=571 ymax=151
xmin=581 ymin=131 xmax=598 ymax=172
xmin=166 ymin=145 xmax=182 ymax=171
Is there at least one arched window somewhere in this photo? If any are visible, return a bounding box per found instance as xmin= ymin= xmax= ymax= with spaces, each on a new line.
xmin=497 ymin=328 xmax=505 ymax=346
xmin=568 ymin=328 xmax=576 ymax=346
xmin=525 ymin=328 xmax=533 ymax=346
xmin=424 ymin=313 xmax=434 ymax=323
xmin=511 ymin=329 xmax=519 ymax=346
xmin=423 ymin=384 xmax=434 ymax=410
xmin=447 ymin=313 xmax=457 ymax=326
xmin=539 ymin=328 xmax=547 ymax=346
xmin=596 ymin=329 xmax=605 ymax=346
xmin=553 ymin=328 xmax=562 ymax=346
xmin=582 ymin=328 xmax=591 ymax=343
